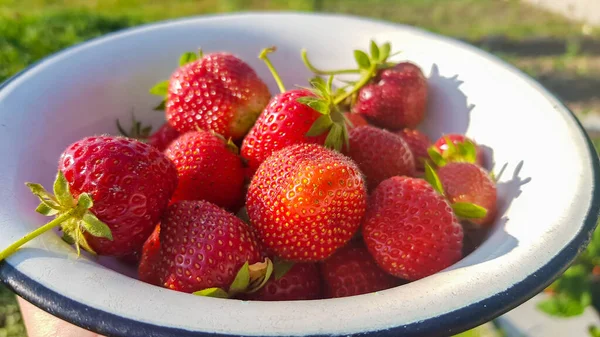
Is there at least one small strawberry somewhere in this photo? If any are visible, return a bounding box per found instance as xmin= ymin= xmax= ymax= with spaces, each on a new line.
xmin=164 ymin=130 xmax=245 ymax=210
xmin=321 ymin=240 xmax=400 ymax=298
xmin=116 ymin=116 xmax=180 ymax=152
xmin=431 ymin=134 xmax=485 ymax=167
xmin=397 ymin=128 xmax=431 ymax=172
xmin=158 ymin=200 xmax=271 ymax=297
xmin=344 ymin=112 xmax=369 ymax=129
xmin=244 ymin=261 xmax=323 ymax=301
xmin=362 ymin=176 xmax=463 ymax=281
xmin=246 ymin=143 xmax=367 ymax=262
xmin=138 ymin=224 xmax=162 ymax=286
xmin=435 ymin=162 xmax=497 ymax=227
xmin=0 ymin=136 xmax=178 ymax=261
xmin=347 ymin=125 xmax=415 ymax=190
xmin=303 ymin=41 xmax=427 ymax=130
xmin=150 ymin=50 xmax=271 ymax=141
xmin=241 ymin=47 xmax=350 ymax=176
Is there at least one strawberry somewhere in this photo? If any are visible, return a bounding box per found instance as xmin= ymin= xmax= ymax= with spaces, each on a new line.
xmin=244 ymin=262 xmax=323 ymax=301
xmin=246 ymin=143 xmax=367 ymax=262
xmin=431 ymin=134 xmax=485 ymax=167
xmin=0 ymin=136 xmax=178 ymax=262
xmin=362 ymin=176 xmax=463 ymax=281
xmin=164 ymin=130 xmax=245 ymax=210
xmin=321 ymin=240 xmax=400 ymax=298
xmin=436 ymin=162 xmax=497 ymax=227
xmin=116 ymin=117 xmax=180 ymax=152
xmin=347 ymin=125 xmax=415 ymax=190
xmin=302 ymin=41 xmax=427 ymax=130
xmin=157 ymin=200 xmax=269 ymax=296
xmin=150 ymin=50 xmax=271 ymax=141
xmin=241 ymin=48 xmax=350 ymax=176
xmin=397 ymin=128 xmax=431 ymax=172
xmin=138 ymin=224 xmax=162 ymax=286
xmin=344 ymin=112 xmax=369 ymax=129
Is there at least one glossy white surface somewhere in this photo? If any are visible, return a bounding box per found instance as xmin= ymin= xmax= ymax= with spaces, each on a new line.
xmin=0 ymin=12 xmax=596 ymax=336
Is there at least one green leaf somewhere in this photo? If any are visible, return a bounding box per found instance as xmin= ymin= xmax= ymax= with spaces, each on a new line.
xmin=193 ymin=288 xmax=229 ymax=299
xmin=424 ymin=162 xmax=445 ymax=196
xmin=452 ymin=202 xmax=487 ymax=219
xmin=296 ymin=97 xmax=329 ymax=115
xmin=36 ymin=202 xmax=59 ymax=216
xmin=76 ymin=193 xmax=94 ymax=210
xmin=306 ymin=114 xmax=333 ymax=137
xmin=354 ymin=50 xmax=371 ymax=69
xmin=149 ymin=80 xmax=169 ymax=97
xmin=427 ymin=148 xmax=447 ymax=167
xmin=62 ymin=232 xmax=75 ymax=245
xmin=74 ymin=226 xmax=96 ymax=255
xmin=379 ymin=42 xmax=391 ymax=62
xmin=589 ymin=325 xmax=600 ymax=337
xmin=443 ymin=136 xmax=458 ymax=157
xmin=537 ymin=293 xmax=588 ymax=317
xmin=309 ymin=77 xmax=328 ymax=97
xmin=26 ymin=183 xmax=60 ymax=209
xmin=246 ymin=258 xmax=274 ymax=293
xmin=153 ymin=100 xmax=166 ymax=111
xmin=459 ymin=140 xmax=477 ymax=164
xmin=179 ymin=51 xmax=198 ymax=66
xmin=81 ymin=213 xmax=113 ymax=241
xmin=228 ymin=261 xmax=250 ymax=295
xmin=53 ymin=171 xmax=74 ymax=207
xmin=324 ymin=123 xmax=344 ymax=152
xmin=273 ymin=260 xmax=295 ymax=280
xmin=369 ymin=40 xmax=380 ymax=61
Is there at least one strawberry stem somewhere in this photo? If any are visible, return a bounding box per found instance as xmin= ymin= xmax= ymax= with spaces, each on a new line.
xmin=259 ymin=47 xmax=286 ymax=93
xmin=333 ymin=63 xmax=377 ymax=105
xmin=301 ymin=49 xmax=360 ymax=75
xmin=0 ymin=211 xmax=74 ymax=262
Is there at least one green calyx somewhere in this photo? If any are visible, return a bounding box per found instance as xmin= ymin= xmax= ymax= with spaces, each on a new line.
xmin=428 ymin=136 xmax=478 ymax=167
xmin=423 ymin=162 xmax=488 ymax=221
xmin=193 ymin=258 xmax=274 ymax=299
xmin=297 ymin=76 xmax=350 ymax=152
xmin=302 ymin=40 xmax=400 ymax=107
xmin=149 ymin=49 xmax=204 ymax=111
xmin=116 ymin=112 xmax=153 ymax=141
xmin=0 ymin=171 xmax=112 ymax=262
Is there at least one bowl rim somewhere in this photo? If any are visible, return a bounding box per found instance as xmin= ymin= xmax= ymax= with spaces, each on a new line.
xmin=0 ymin=11 xmax=599 ymax=337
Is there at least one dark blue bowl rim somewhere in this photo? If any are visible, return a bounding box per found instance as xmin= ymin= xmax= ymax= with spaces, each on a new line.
xmin=0 ymin=12 xmax=599 ymax=337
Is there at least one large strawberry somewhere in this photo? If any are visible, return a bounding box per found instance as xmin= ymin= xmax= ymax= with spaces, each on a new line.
xmin=347 ymin=125 xmax=415 ymax=190
xmin=241 ymin=47 xmax=350 ymax=176
xmin=164 ymin=130 xmax=245 ymax=210
xmin=430 ymin=134 xmax=485 ymax=167
xmin=362 ymin=176 xmax=463 ymax=281
xmin=246 ymin=143 xmax=367 ymax=262
xmin=0 ymin=136 xmax=178 ymax=262
xmin=397 ymin=128 xmax=431 ymax=172
xmin=150 ymin=50 xmax=271 ymax=141
xmin=344 ymin=112 xmax=369 ymax=130
xmin=138 ymin=224 xmax=162 ymax=286
xmin=157 ymin=200 xmax=272 ymax=297
xmin=434 ymin=162 xmax=497 ymax=227
xmin=303 ymin=41 xmax=427 ymax=130
xmin=320 ymin=240 xmax=400 ymax=298
xmin=244 ymin=262 xmax=323 ymax=301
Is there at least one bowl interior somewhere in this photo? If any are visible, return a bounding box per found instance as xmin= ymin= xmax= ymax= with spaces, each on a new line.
xmin=0 ymin=13 xmax=597 ymax=337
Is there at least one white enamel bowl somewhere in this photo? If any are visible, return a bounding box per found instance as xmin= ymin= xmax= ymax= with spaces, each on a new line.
xmin=0 ymin=12 xmax=598 ymax=337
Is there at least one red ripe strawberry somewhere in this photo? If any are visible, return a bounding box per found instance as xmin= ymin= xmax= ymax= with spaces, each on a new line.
xmin=433 ymin=134 xmax=485 ymax=167
xmin=321 ymin=241 xmax=400 ymax=298
xmin=363 ymin=176 xmax=463 ymax=281
xmin=241 ymin=89 xmax=326 ymax=174
xmin=0 ymin=136 xmax=179 ymax=262
xmin=246 ymin=143 xmax=367 ymax=262
xmin=245 ymin=263 xmax=322 ymax=301
xmin=437 ymin=162 xmax=497 ymax=226
xmin=158 ymin=200 xmax=263 ymax=294
xmin=165 ymin=130 xmax=245 ymax=210
xmin=344 ymin=112 xmax=369 ymax=129
xmin=397 ymin=128 xmax=431 ymax=172
xmin=138 ymin=224 xmax=162 ymax=286
xmin=241 ymin=48 xmax=349 ymax=176
xmin=347 ymin=125 xmax=415 ymax=190
xmin=159 ymin=51 xmax=271 ymax=141
xmin=352 ymin=62 xmax=428 ymax=130
xmin=148 ymin=123 xmax=180 ymax=152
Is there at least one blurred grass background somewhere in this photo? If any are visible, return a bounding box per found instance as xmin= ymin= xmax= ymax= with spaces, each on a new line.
xmin=0 ymin=0 xmax=598 ymax=336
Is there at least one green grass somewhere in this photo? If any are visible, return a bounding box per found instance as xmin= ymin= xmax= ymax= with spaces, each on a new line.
xmin=0 ymin=285 xmax=26 ymax=337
